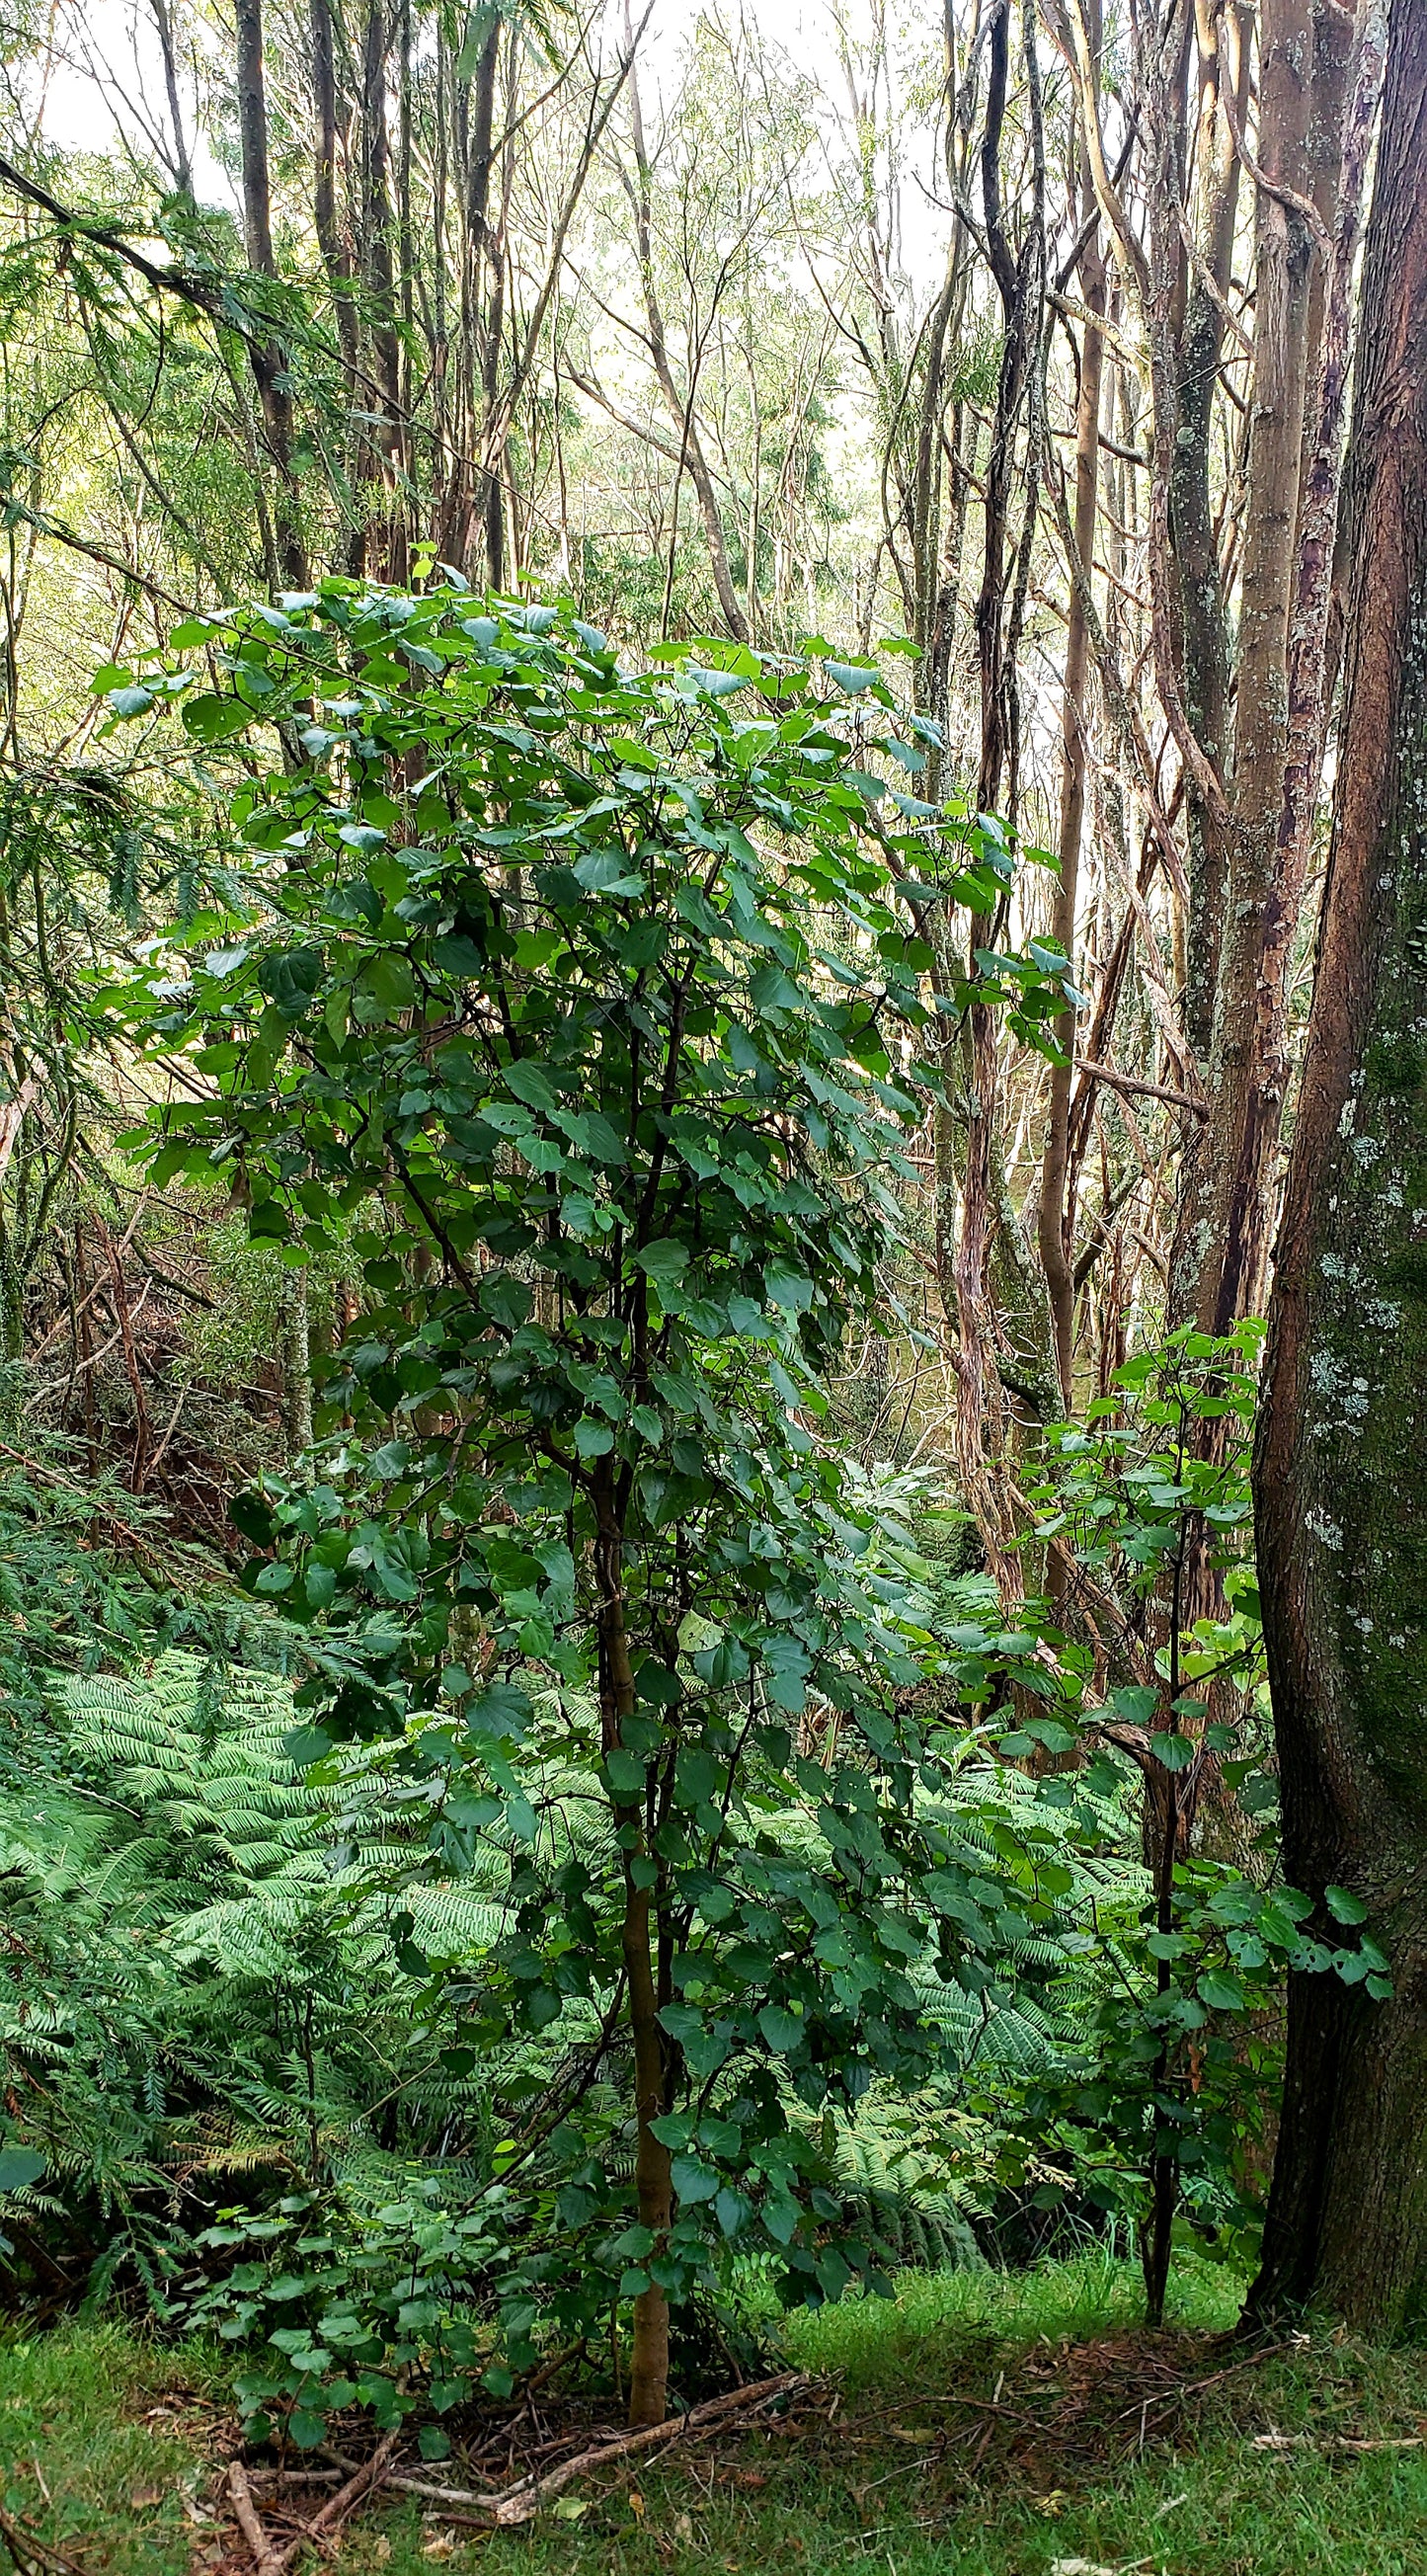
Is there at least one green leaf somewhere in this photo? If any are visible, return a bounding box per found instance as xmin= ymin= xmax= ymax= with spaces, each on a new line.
xmin=636 ymin=1242 xmax=689 ymax=1285
xmin=574 ymin=847 xmax=645 ymax=896
xmin=183 ymin=692 xmax=253 ymax=743
xmin=357 ymin=953 xmax=417 ymax=1015
xmin=283 ymin=1726 xmax=334 ymax=1769
xmin=560 ymin=1110 xmax=626 ymax=1165
xmin=671 ymin=2155 xmax=720 ymax=2204
xmin=1150 ymin=1731 xmax=1195 ymax=1772
xmin=764 ymin=1266 xmax=813 ymax=1313
xmin=504 ymin=1060 xmax=559 ymax=1113
xmin=1325 ymin=1885 xmax=1370 ymax=1926
xmin=0 ymin=2147 xmax=45 ymax=2193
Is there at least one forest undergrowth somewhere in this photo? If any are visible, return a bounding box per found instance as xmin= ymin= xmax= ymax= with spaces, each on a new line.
xmin=6 ymin=2259 xmax=1427 ymax=2576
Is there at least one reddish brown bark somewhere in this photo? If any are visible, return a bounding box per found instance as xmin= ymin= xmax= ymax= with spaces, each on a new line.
xmin=1249 ymin=0 xmax=1427 ymax=2331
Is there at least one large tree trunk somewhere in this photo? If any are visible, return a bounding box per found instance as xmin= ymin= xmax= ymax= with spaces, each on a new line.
xmin=1248 ymin=0 xmax=1427 ymax=2334
xmin=1212 ymin=0 xmax=1384 ymax=1333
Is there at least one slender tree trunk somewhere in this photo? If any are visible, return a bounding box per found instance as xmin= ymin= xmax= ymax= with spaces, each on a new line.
xmin=944 ymin=990 xmax=1019 ymax=1597
xmin=1040 ymin=22 xmax=1106 ymax=1409
xmin=235 ymin=0 xmax=307 ymax=585
xmin=1202 ymin=0 xmax=1314 ymax=1329
xmin=924 ymin=402 xmax=973 ymax=796
xmin=437 ymin=17 xmax=500 ymax=579
xmin=360 ymin=0 xmax=405 ymax=582
xmin=278 ymin=1268 xmax=314 ymax=1459
xmin=974 ymin=0 xmax=1043 ymax=815
xmin=1162 ymin=3 xmax=1243 ymax=1074
xmin=310 ymin=0 xmax=359 ymax=390
xmin=595 ymin=1472 xmax=673 ymax=2425
xmin=1248 ymin=0 xmax=1427 ymax=2332
xmin=480 ymin=41 xmax=515 ymax=591
xmin=1150 ymin=0 xmax=1243 ymax=1328
xmin=74 ymin=1220 xmax=99 ymax=1477
xmin=236 ymin=0 xmax=277 ymax=277
xmin=938 ymin=0 xmax=1048 ymax=1576
xmin=624 ymin=13 xmax=749 ymax=642
xmin=148 ymin=0 xmax=192 ymax=193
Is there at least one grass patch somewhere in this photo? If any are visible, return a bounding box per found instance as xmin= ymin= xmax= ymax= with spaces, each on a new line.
xmin=6 ymin=2262 xmax=1427 ymax=2572
xmin=0 ymin=2319 xmax=219 ymax=2571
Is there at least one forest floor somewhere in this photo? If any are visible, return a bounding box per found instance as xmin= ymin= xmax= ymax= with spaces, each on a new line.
xmin=5 ymin=2257 xmax=1427 ymax=2576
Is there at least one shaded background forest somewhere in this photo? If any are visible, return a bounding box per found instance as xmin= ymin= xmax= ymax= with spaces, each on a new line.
xmin=0 ymin=0 xmax=1346 ymax=1497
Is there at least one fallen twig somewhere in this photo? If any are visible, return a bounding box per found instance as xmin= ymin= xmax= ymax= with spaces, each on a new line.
xmin=319 ymin=2449 xmax=515 ymax=2510
xmin=502 ymin=2372 xmax=808 ymax=2524
xmin=318 ymin=2375 xmax=811 ymax=2525
xmin=247 ymin=2470 xmax=343 ymax=2490
xmin=425 ymin=2372 xmax=809 ymax=2529
xmin=1113 ymin=2342 xmax=1290 ymax=2423
xmin=0 ymin=2505 xmax=86 ymax=2576
xmin=272 ymin=2432 xmax=402 ymax=2569
xmin=226 ymin=2462 xmax=281 ymax=2576
xmin=945 ymin=2392 xmax=1049 ymax=2434
xmin=1253 ymin=2429 xmax=1424 ymax=2454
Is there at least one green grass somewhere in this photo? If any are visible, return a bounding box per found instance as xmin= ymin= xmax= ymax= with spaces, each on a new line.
xmin=0 ymin=2318 xmax=219 ymax=2571
xmin=6 ymin=2261 xmax=1427 ymax=2573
